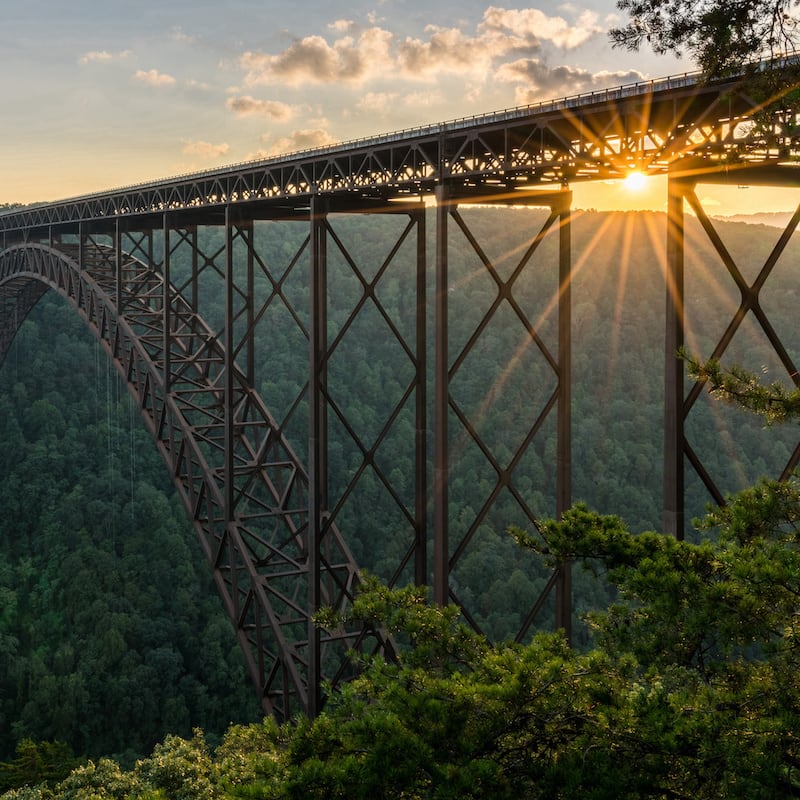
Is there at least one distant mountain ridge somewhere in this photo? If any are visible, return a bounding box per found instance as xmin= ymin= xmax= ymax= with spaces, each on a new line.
xmin=712 ymin=211 xmax=798 ymax=227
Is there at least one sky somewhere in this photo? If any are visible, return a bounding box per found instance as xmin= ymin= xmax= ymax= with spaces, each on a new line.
xmin=1 ymin=0 xmax=796 ymax=215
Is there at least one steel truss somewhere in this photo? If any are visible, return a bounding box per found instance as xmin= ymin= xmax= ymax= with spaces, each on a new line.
xmin=2 ymin=58 xmax=800 ymax=715
xmin=1 ymin=62 xmax=797 ymax=238
xmin=433 ymin=188 xmax=573 ymax=638
xmin=0 ymin=212 xmax=427 ymax=720
xmin=0 ymin=178 xmax=575 ymax=714
xmin=665 ymin=164 xmax=800 ymax=537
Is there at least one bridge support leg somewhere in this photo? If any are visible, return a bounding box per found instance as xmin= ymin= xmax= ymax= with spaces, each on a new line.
xmin=413 ymin=206 xmax=428 ymax=589
xmin=664 ymin=175 xmax=690 ymax=538
xmin=433 ymin=187 xmax=573 ymax=635
xmin=308 ymin=196 xmax=329 ymax=718
xmin=115 ymin=220 xmax=123 ymax=310
xmin=433 ymin=186 xmax=450 ymax=607
xmin=162 ymin=215 xmax=172 ymax=392
xmin=555 ymin=193 xmax=572 ymax=638
xmin=78 ymin=222 xmax=84 ymax=274
xmin=224 ymin=206 xmax=237 ymax=529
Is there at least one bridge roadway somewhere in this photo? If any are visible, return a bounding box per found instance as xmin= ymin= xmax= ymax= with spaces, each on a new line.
xmin=1 ymin=60 xmax=800 ymax=720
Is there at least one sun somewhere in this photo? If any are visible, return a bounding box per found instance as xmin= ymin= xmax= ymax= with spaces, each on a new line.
xmin=623 ymin=171 xmax=647 ymax=191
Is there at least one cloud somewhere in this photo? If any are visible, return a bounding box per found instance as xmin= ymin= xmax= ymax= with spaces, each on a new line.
xmin=170 ymin=26 xmax=195 ymax=43
xmin=397 ymin=25 xmax=504 ymax=78
xmin=79 ymin=50 xmax=130 ymax=64
xmin=228 ymin=4 xmax=638 ymax=148
xmin=226 ymin=96 xmax=297 ymax=120
xmin=182 ymin=139 xmax=230 ymax=158
xmin=237 ymin=6 xmax=604 ymax=89
xmin=403 ymin=89 xmax=442 ymax=108
xmin=240 ymin=28 xmax=393 ymax=86
xmin=480 ymin=6 xmax=602 ymax=49
xmin=133 ymin=69 xmax=177 ymax=87
xmin=356 ymin=91 xmax=398 ymax=115
xmin=495 ymin=58 xmax=645 ymax=102
xmin=243 ymin=148 xmax=271 ymax=161
xmin=393 ymin=5 xmax=602 ymax=81
xmin=264 ymin=128 xmax=337 ymax=156
xmin=329 ymin=19 xmax=355 ymax=32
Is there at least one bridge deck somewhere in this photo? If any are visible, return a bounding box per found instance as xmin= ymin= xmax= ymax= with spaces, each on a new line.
xmin=2 ymin=61 xmax=797 ymax=235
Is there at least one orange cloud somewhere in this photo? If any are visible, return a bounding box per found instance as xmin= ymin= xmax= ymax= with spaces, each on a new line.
xmin=182 ymin=139 xmax=230 ymax=158
xmin=241 ymin=28 xmax=393 ymax=86
xmin=134 ymin=69 xmax=177 ymax=87
xmin=264 ymin=128 xmax=337 ymax=156
xmin=480 ymin=7 xmax=603 ymax=49
xmin=237 ymin=6 xmax=607 ymax=90
xmin=79 ymin=50 xmax=130 ymax=65
xmin=496 ymin=58 xmax=645 ymax=101
xmin=226 ymin=96 xmax=296 ymax=120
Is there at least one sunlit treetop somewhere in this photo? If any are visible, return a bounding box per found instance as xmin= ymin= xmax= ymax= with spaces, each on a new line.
xmin=611 ymin=0 xmax=800 ymax=77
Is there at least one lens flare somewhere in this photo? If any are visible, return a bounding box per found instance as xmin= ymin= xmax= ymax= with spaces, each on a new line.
xmin=624 ymin=171 xmax=647 ymax=191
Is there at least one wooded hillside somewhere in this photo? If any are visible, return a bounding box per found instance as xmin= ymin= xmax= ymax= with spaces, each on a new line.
xmin=0 ymin=208 xmax=796 ymax=761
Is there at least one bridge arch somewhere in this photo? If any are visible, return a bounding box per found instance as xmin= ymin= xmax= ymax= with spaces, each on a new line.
xmin=0 ymin=240 xmax=387 ymax=721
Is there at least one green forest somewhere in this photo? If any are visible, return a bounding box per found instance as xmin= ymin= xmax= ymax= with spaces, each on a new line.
xmin=0 ymin=207 xmax=799 ymax=795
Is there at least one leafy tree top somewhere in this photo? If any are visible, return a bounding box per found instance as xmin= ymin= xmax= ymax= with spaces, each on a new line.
xmin=611 ymin=0 xmax=800 ymax=76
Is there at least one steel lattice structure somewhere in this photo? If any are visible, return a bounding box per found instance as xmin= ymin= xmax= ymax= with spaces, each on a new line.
xmin=2 ymin=59 xmax=800 ymax=717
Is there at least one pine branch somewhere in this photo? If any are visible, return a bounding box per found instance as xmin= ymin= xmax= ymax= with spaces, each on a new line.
xmin=681 ymin=348 xmax=800 ymax=425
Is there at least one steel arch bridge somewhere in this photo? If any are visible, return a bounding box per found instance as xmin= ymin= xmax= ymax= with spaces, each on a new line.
xmin=3 ymin=58 xmax=800 ymax=719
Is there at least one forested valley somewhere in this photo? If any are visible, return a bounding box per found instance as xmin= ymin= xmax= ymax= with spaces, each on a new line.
xmin=0 ymin=206 xmax=798 ymax=778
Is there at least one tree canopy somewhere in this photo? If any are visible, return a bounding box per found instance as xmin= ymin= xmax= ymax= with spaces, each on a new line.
xmin=611 ymin=0 xmax=800 ymax=75
xmin=2 ymin=210 xmax=800 ymax=797
xmin=6 ymin=471 xmax=800 ymax=798
xmin=1 ymin=210 xmax=797 ymax=771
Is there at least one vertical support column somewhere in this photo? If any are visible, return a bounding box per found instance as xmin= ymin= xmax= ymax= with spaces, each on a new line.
xmin=191 ymin=227 xmax=199 ymax=312
xmin=223 ymin=205 xmax=236 ymax=525
xmin=554 ymin=191 xmax=573 ymax=638
xmin=115 ymin=219 xmax=123 ymax=309
xmin=246 ymin=221 xmax=255 ymax=387
xmin=308 ymin=196 xmax=328 ymax=718
xmin=414 ymin=205 xmax=428 ymax=588
xmin=147 ymin=226 xmax=154 ymax=270
xmin=433 ymin=186 xmax=450 ymax=607
xmin=163 ymin=213 xmax=172 ymax=392
xmin=664 ymin=176 xmax=688 ymax=538
xmin=78 ymin=222 xmax=84 ymax=272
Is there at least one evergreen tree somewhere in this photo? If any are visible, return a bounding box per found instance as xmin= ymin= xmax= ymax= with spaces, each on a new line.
xmin=611 ymin=0 xmax=800 ymax=75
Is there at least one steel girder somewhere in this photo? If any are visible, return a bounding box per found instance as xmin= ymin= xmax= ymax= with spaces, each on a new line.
xmin=0 ymin=233 xmax=394 ymax=721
